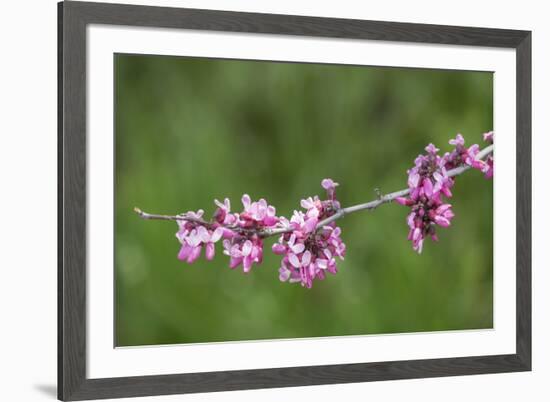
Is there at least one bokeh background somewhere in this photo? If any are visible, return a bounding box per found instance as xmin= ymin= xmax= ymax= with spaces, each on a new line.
xmin=115 ymin=54 xmax=493 ymax=347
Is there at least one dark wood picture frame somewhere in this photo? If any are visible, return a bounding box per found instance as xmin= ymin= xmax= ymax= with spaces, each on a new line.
xmin=58 ymin=1 xmax=531 ymax=400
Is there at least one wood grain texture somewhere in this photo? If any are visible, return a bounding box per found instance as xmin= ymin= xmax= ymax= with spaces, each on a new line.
xmin=66 ymin=1 xmax=528 ymax=47
xmin=58 ymin=1 xmax=532 ymax=400
xmin=515 ymin=33 xmax=532 ymax=370
xmin=59 ymin=1 xmax=87 ymax=399
xmin=66 ymin=354 xmax=527 ymax=401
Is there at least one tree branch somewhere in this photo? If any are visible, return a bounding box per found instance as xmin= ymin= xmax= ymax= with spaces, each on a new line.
xmin=135 ymin=144 xmax=493 ymax=238
xmin=133 ymin=208 xmax=209 ymax=225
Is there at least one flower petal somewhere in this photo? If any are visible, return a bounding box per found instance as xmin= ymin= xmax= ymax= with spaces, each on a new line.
xmin=197 ymin=226 xmax=210 ymax=243
xmin=290 ymin=242 xmax=305 ymax=254
xmin=241 ymin=194 xmax=251 ymax=210
xmin=205 ymin=242 xmax=215 ymax=260
xmin=272 ymin=243 xmax=286 ymax=255
xmin=241 ymin=240 xmax=252 ymax=256
xmin=210 ymin=227 xmax=224 ymax=243
xmin=288 ymin=253 xmax=301 ymax=268
xmin=187 ymin=245 xmax=202 ymax=263
xmin=279 ymin=266 xmax=291 ymax=282
xmin=302 ymin=250 xmax=312 ymax=266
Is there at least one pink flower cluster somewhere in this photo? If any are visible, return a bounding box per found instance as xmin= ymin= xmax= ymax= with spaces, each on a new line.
xmin=176 ymin=195 xmax=280 ymax=272
xmin=272 ymin=179 xmax=346 ymax=288
xmin=443 ymin=131 xmax=494 ymax=178
xmin=396 ymin=132 xmax=494 ymax=253
xmin=172 ymin=133 xmax=493 ymax=285
xmin=176 ymin=210 xmax=224 ymax=263
xmin=481 ymin=131 xmax=494 ymax=178
xmin=174 ymin=179 xmax=345 ymax=288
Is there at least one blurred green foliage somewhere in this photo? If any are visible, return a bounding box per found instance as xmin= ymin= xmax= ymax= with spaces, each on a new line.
xmin=115 ymin=54 xmax=493 ymax=346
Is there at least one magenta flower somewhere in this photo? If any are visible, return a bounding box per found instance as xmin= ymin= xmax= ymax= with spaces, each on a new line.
xmin=139 ymin=131 xmax=496 ymax=288
xmin=397 ymin=142 xmax=458 ymax=253
xmin=290 ymin=209 xmax=317 ymax=235
xmin=326 ymin=226 xmax=346 ymax=260
xmin=406 ymin=144 xmax=453 ymax=203
xmin=198 ymin=226 xmax=224 ymax=260
xmin=175 ymin=193 xmax=279 ymax=272
xmin=175 ymin=210 xmax=206 ymax=263
xmin=449 ymin=133 xmax=465 ymax=147
xmin=405 ymin=199 xmax=455 ymax=254
xmin=273 ymin=233 xmax=306 ymax=259
xmin=445 ymin=132 xmax=494 ymax=176
xmin=430 ymin=203 xmax=455 ymax=228
xmin=483 ymin=131 xmax=494 ymax=143
xmin=432 ymin=169 xmax=454 ymax=198
xmin=222 ymin=236 xmax=263 ymax=272
xmin=176 ymin=222 xmax=224 ymax=263
xmin=278 ymin=225 xmax=345 ymax=288
xmin=482 ymin=157 xmax=494 ymax=179
xmin=463 ymin=144 xmax=485 ymax=170
xmin=274 ymin=179 xmax=346 ymax=288
xmin=397 ymin=132 xmax=493 ymax=253
xmin=240 ymin=195 xmax=279 ymax=227
xmin=278 ymin=259 xmax=301 ymax=283
xmin=177 ymin=228 xmax=203 ymax=263
xmin=288 ymin=249 xmax=312 ymax=271
xmin=214 ymin=198 xmax=237 ymax=226
xmin=288 ymin=250 xmax=317 ymax=288
xmin=315 ymin=248 xmax=337 ymax=274
xmin=482 ymin=131 xmax=494 ymax=178
xmin=321 ymin=178 xmax=339 ymax=200
xmin=425 ymin=143 xmax=439 ymax=155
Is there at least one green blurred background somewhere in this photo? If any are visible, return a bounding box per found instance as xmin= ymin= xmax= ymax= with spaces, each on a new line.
xmin=115 ymin=54 xmax=493 ymax=347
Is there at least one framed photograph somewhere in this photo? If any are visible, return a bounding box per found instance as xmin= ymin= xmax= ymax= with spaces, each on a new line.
xmin=58 ymin=1 xmax=531 ymax=400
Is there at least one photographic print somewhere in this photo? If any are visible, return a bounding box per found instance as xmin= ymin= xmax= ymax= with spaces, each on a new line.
xmin=115 ymin=54 xmax=493 ymax=347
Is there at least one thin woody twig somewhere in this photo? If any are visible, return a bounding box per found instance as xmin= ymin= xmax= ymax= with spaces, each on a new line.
xmin=133 ymin=207 xmax=208 ymax=225
xmin=135 ymin=144 xmax=493 ymax=238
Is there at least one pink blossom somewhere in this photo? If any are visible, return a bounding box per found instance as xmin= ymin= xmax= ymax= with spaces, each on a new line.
xmin=482 ymin=157 xmax=493 ymax=179
xmin=222 ymin=236 xmax=263 ymax=273
xmin=278 ymin=259 xmax=301 ymax=283
xmin=214 ymin=198 xmax=237 ymax=225
xmin=198 ymin=226 xmax=224 ymax=260
xmin=404 ymin=198 xmax=455 ymax=254
xmin=272 ymin=233 xmax=305 ymax=256
xmin=321 ymin=178 xmax=339 ymax=200
xmin=463 ymin=144 xmax=485 ymax=170
xmin=315 ymin=248 xmax=337 ymax=274
xmin=177 ymin=228 xmax=202 ymax=263
xmin=445 ymin=132 xmax=494 ymax=176
xmin=406 ymin=145 xmax=452 ymax=203
xmin=425 ymin=143 xmax=439 ymax=155
xmin=176 ymin=221 xmax=224 ymax=263
xmin=277 ymin=225 xmax=345 ymax=288
xmin=397 ymin=132 xmax=492 ymax=253
xmin=175 ymin=210 xmax=206 ymax=263
xmin=430 ymin=203 xmax=455 ymax=228
xmin=275 ymin=179 xmax=345 ymax=288
xmin=165 ymin=131 xmax=493 ymax=282
xmin=482 ymin=131 xmax=494 ymax=178
xmin=240 ymin=195 xmax=279 ymax=227
xmin=175 ymin=193 xmax=279 ymax=271
xmin=290 ymin=210 xmax=317 ymax=235
xmin=432 ymin=169 xmax=454 ymax=198
xmin=449 ymin=133 xmax=465 ymax=147
xmin=216 ymin=194 xmax=279 ymax=272
xmin=398 ymin=142 xmax=457 ymax=253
